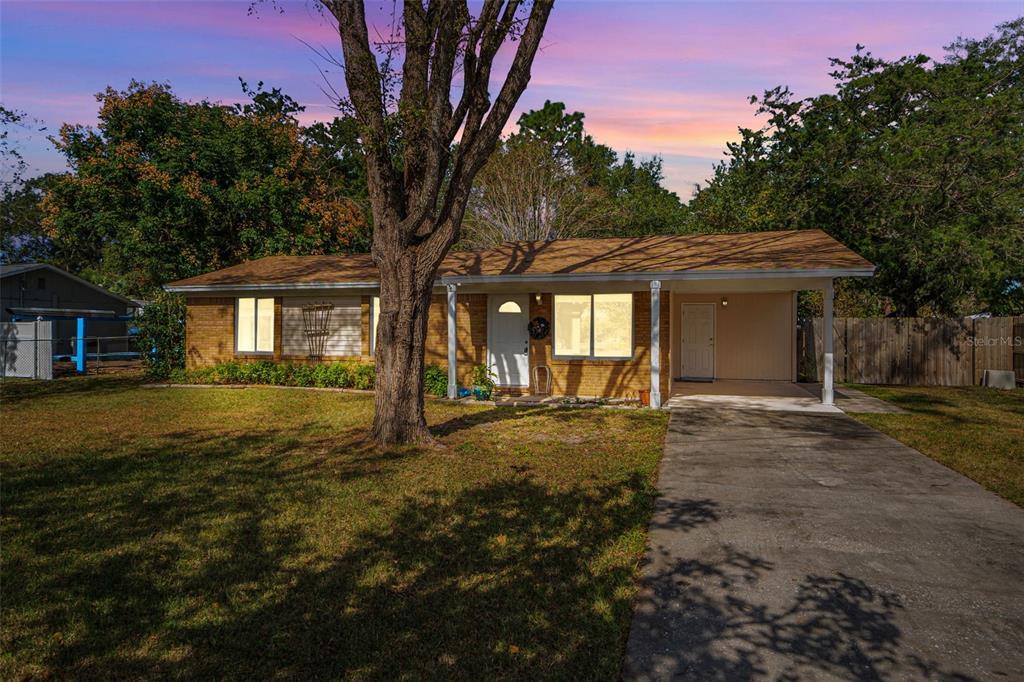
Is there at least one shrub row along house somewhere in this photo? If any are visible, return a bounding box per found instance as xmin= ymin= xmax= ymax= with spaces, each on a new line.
xmin=164 ymin=230 xmax=873 ymax=407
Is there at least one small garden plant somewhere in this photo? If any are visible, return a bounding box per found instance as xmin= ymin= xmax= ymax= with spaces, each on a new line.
xmin=423 ymin=365 xmax=448 ymax=397
xmin=470 ymin=363 xmax=497 ymax=400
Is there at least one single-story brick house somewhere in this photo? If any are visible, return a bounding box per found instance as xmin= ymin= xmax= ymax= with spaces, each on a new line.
xmin=165 ymin=230 xmax=873 ymax=407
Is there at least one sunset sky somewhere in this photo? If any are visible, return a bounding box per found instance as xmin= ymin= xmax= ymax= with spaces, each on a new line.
xmin=2 ymin=0 xmax=1019 ymax=197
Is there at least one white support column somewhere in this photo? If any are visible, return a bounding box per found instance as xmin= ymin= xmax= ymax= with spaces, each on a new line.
xmin=822 ymin=279 xmax=834 ymax=405
xmin=446 ymin=283 xmax=458 ymax=399
xmin=650 ymin=280 xmax=662 ymax=408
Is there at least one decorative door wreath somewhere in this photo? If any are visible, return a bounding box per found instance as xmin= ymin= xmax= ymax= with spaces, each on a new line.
xmin=528 ymin=316 xmax=550 ymax=340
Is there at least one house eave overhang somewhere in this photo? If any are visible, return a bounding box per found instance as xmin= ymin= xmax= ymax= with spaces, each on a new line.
xmin=164 ymin=267 xmax=875 ymax=294
xmin=440 ymin=267 xmax=875 ymax=286
xmin=163 ymin=281 xmax=381 ymax=294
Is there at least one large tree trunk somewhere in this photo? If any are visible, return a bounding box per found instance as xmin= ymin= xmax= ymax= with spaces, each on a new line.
xmin=326 ymin=0 xmax=555 ymax=446
xmin=371 ymin=256 xmax=434 ymax=444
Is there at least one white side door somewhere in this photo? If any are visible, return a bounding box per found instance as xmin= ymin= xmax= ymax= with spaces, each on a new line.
xmin=681 ymin=303 xmax=715 ymax=380
xmin=487 ymin=294 xmax=530 ymax=388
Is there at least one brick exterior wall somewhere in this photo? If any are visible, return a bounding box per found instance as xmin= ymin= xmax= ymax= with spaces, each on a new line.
xmin=184 ymin=290 xmax=667 ymax=398
xmin=424 ymin=293 xmax=488 ymax=387
xmin=185 ymin=297 xmax=237 ymax=369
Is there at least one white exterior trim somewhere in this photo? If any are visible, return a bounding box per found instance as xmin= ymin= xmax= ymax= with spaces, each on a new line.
xmin=165 ymin=281 xmax=380 ymax=293
xmin=441 ymin=267 xmax=874 ymax=286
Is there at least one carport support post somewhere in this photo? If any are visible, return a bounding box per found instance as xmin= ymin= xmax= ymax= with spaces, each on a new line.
xmin=446 ymin=283 xmax=458 ymax=399
xmin=822 ymin=280 xmax=834 ymax=405
xmin=75 ymin=317 xmax=86 ymax=374
xmin=650 ymin=280 xmax=662 ymax=408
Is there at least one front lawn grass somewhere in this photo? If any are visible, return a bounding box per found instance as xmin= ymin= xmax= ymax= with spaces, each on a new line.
xmin=0 ymin=375 xmax=667 ymax=680
xmin=848 ymin=384 xmax=1024 ymax=506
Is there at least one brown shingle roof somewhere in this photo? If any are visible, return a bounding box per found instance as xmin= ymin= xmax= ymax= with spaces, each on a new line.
xmin=441 ymin=230 xmax=871 ymax=278
xmin=168 ymin=253 xmax=379 ymax=288
xmin=166 ymin=230 xmax=872 ymax=289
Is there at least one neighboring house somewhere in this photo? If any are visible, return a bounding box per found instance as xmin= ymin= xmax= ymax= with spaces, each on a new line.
xmin=0 ymin=263 xmax=138 ymax=356
xmin=165 ymin=230 xmax=873 ymax=406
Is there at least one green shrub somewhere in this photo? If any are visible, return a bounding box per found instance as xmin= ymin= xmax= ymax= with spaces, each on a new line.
xmin=424 ymin=365 xmax=448 ymax=397
xmin=135 ymin=292 xmax=186 ymax=378
xmin=470 ymin=364 xmax=496 ymax=401
xmin=170 ymin=360 xmax=376 ymax=389
xmin=351 ymin=362 xmax=376 ymax=390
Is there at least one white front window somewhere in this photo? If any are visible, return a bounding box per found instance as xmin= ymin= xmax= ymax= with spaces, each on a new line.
xmin=236 ymin=297 xmax=275 ymax=353
xmin=553 ymin=293 xmax=633 ymax=359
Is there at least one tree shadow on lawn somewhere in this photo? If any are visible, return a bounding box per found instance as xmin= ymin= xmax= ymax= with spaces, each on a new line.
xmin=167 ymin=473 xmax=672 ymax=680
xmin=3 ymin=426 xmax=416 ymax=679
xmin=4 ymin=421 xmax=667 ymax=679
xmin=7 ymin=401 xmax=972 ymax=680
xmin=430 ymin=403 xmax=659 ymax=439
xmin=0 ymin=372 xmax=146 ymax=406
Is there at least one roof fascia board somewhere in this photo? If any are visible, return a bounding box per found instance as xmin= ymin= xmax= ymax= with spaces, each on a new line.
xmin=166 ymin=267 xmax=874 ymax=293
xmin=441 ymin=267 xmax=875 ymax=285
xmin=164 ymin=281 xmax=382 ymax=293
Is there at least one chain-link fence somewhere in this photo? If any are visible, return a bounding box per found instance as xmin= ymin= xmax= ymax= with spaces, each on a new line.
xmin=1 ymin=322 xmax=143 ymax=380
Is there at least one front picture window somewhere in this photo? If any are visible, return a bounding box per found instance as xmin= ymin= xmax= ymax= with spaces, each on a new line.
xmin=553 ymin=293 xmax=633 ymax=358
xmin=236 ymin=297 xmax=274 ymax=353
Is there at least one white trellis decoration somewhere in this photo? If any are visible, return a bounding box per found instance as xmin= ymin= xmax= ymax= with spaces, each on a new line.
xmin=301 ymin=302 xmax=334 ymax=360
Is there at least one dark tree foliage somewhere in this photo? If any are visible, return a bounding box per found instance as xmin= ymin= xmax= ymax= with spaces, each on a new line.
xmin=1 ymin=107 xmax=54 ymax=263
xmin=135 ymin=291 xmax=187 ymax=377
xmin=40 ymin=81 xmax=369 ymax=298
xmin=688 ymin=19 xmax=1024 ymax=316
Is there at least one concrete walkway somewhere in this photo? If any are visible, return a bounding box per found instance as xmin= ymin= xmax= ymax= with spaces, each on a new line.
xmin=666 ymin=380 xmax=904 ymax=415
xmin=623 ymin=406 xmax=1024 ymax=681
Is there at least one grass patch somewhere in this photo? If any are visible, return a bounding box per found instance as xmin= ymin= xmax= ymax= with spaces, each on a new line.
xmin=0 ymin=374 xmax=667 ymax=679
xmin=848 ymin=384 xmax=1024 ymax=506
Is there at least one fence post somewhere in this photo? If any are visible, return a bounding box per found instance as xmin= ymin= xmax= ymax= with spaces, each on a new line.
xmin=75 ymin=317 xmax=86 ymax=374
xmin=33 ymin=318 xmax=39 ymax=380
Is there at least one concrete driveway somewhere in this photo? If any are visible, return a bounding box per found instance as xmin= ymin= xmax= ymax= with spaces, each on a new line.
xmin=624 ymin=405 xmax=1024 ymax=681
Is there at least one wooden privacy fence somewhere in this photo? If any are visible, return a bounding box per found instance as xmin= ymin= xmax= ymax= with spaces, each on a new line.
xmin=799 ymin=316 xmax=1024 ymax=386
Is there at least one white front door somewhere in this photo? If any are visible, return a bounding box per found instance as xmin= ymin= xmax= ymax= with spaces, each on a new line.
xmin=488 ymin=294 xmax=530 ymax=387
xmin=681 ymin=303 xmax=715 ymax=380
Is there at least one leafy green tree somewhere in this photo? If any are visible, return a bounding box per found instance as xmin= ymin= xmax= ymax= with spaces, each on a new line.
xmin=1 ymin=107 xmax=54 ymax=263
xmin=41 ymin=81 xmax=368 ymax=297
xmin=688 ymin=19 xmax=1024 ymax=316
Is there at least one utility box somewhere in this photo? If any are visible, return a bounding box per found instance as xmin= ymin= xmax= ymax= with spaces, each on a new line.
xmin=981 ymin=369 xmax=1016 ymax=390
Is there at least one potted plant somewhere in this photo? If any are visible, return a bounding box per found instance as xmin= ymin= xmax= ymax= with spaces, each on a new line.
xmin=470 ymin=364 xmax=497 ymax=401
